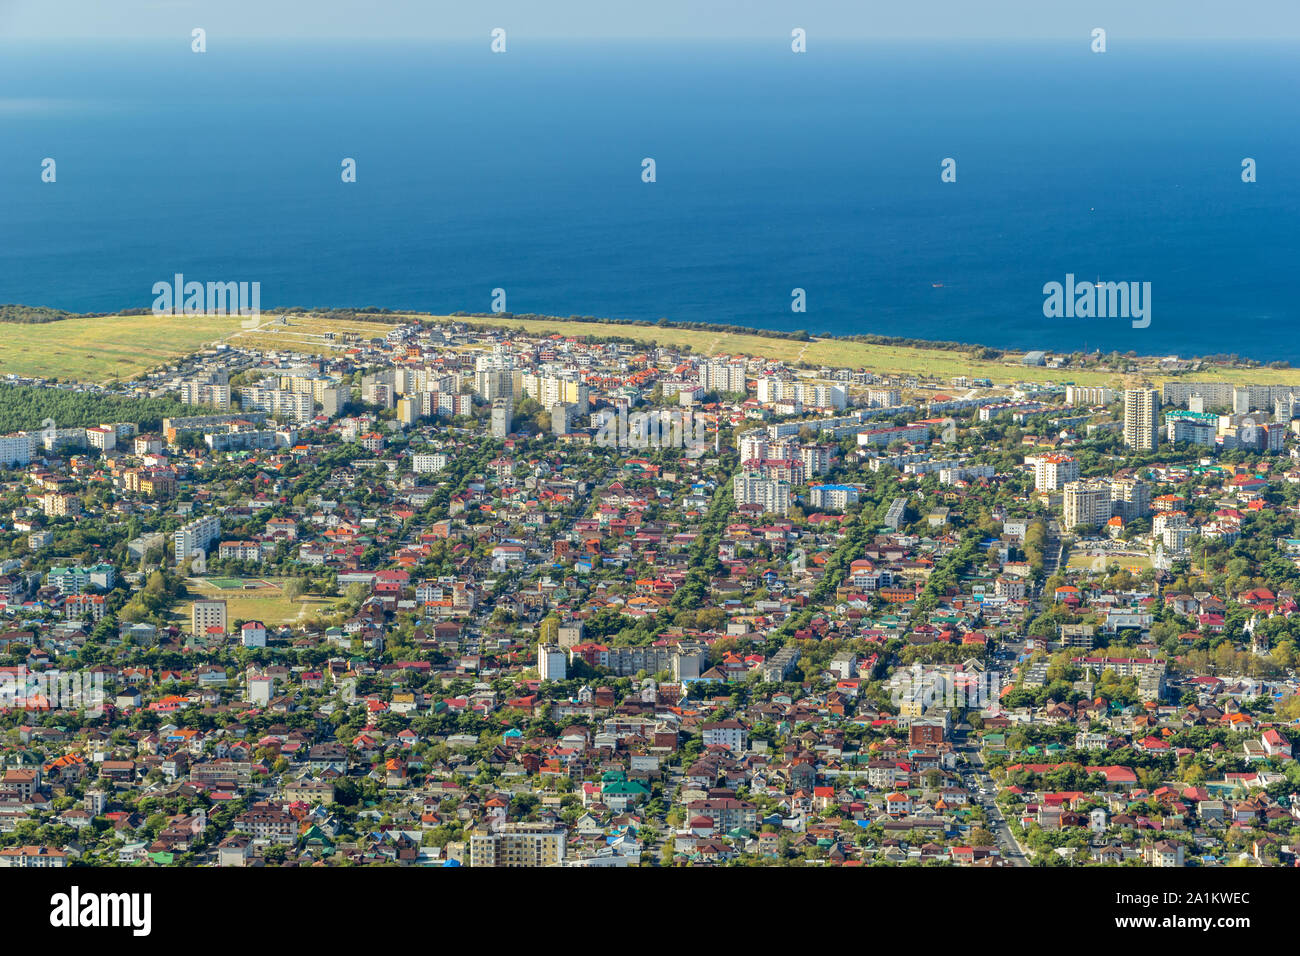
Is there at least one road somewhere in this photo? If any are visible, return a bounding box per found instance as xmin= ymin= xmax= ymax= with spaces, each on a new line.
xmin=952 ymin=520 xmax=1059 ymax=866
xmin=642 ymin=765 xmax=684 ymax=865
xmin=1039 ymin=520 xmax=1063 ymax=583
xmin=954 ymin=725 xmax=1029 ymax=867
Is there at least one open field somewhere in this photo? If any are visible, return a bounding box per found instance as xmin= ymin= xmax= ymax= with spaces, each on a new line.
xmin=1066 ymin=549 xmax=1153 ymax=574
xmin=395 ymin=313 xmax=1300 ymax=389
xmin=225 ymin=314 xmax=401 ymax=354
xmin=183 ymin=576 xmax=340 ymax=628
xmin=0 ymin=313 xmax=400 ymax=383
xmin=0 ymin=313 xmax=243 ymax=382
xmin=5 ymin=308 xmax=1300 ymax=389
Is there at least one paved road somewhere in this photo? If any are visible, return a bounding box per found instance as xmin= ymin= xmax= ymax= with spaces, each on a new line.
xmin=642 ymin=767 xmax=684 ymax=865
xmin=954 ymin=726 xmax=1029 ymax=867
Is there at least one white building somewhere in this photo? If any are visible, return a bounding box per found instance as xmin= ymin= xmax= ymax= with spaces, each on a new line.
xmin=240 ymin=621 xmax=268 ymax=648
xmin=809 ymin=484 xmax=859 ymax=511
xmin=0 ymin=434 xmax=37 ymax=468
xmin=538 ymin=643 xmax=566 ymax=681
xmin=733 ymin=474 xmax=792 ymax=516
xmin=701 ymin=719 xmax=748 ymax=754
xmin=490 ymin=398 xmax=513 ymax=440
xmin=247 ymin=674 xmax=274 ymax=706
xmin=412 ymin=453 xmax=450 ymax=474
xmin=174 ymin=514 xmax=221 ymax=564
xmin=700 ymin=360 xmax=747 ymax=395
xmin=1027 ymin=453 xmax=1079 ymax=492
xmin=1123 ymin=388 xmax=1160 ymax=451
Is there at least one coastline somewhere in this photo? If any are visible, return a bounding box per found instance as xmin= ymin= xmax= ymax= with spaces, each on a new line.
xmin=4 ymin=305 xmax=1300 ymax=389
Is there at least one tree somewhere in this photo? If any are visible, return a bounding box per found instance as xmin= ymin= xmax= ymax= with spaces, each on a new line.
xmin=538 ymin=614 xmax=559 ymax=645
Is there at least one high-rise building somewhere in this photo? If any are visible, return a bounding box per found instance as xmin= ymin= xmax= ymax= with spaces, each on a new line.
xmin=396 ymin=396 xmax=419 ymax=425
xmin=412 ymin=453 xmax=449 ymax=473
xmin=42 ymin=492 xmax=82 ymax=517
xmin=1123 ymin=388 xmax=1160 ymax=451
xmin=1166 ymin=411 xmax=1217 ymax=447
xmin=755 ymin=378 xmax=844 ymax=409
xmin=537 ymin=643 xmax=566 ymax=681
xmin=738 ymin=433 xmax=769 ymax=463
xmin=733 ymin=473 xmax=792 ymax=516
xmin=240 ymin=384 xmax=315 ymax=422
xmin=1064 ymin=480 xmax=1112 ymax=530
xmin=0 ymin=433 xmax=37 ymax=467
xmin=180 ymin=371 xmax=231 ymax=411
xmin=474 ymin=368 xmax=512 ymax=401
xmin=699 ymin=360 xmax=747 ymax=395
xmin=1110 ymin=477 xmax=1151 ymax=521
xmin=192 ymin=599 xmax=228 ymax=636
xmin=174 ymin=514 xmax=221 ymax=564
xmin=1027 ymin=453 xmax=1079 ymax=491
xmin=799 ymin=444 xmax=833 ymax=476
xmin=275 ymin=372 xmax=344 ymax=418
xmin=85 ymin=426 xmax=117 ymax=452
xmin=809 ymin=484 xmax=859 ymax=511
xmin=490 ymin=398 xmax=513 ymax=440
xmin=512 ymin=372 xmax=589 ymax=414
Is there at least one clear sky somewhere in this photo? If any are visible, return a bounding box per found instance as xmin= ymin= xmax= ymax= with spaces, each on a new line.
xmin=0 ymin=0 xmax=1296 ymax=40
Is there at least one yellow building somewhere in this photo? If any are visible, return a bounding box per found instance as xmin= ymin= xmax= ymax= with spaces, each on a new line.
xmin=468 ymin=823 xmax=565 ymax=867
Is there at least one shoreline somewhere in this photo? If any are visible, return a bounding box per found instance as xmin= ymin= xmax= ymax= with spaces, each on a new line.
xmin=2 ymin=304 xmax=1299 ymax=389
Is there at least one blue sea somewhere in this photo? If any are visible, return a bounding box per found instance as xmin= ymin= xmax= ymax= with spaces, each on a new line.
xmin=0 ymin=40 xmax=1296 ymax=361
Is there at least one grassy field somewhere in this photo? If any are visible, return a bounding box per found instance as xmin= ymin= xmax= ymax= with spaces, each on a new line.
xmin=1066 ymin=549 xmax=1153 ymax=574
xmin=0 ymin=313 xmax=399 ymax=383
xmin=183 ymin=576 xmax=339 ymax=628
xmin=397 ymin=313 xmax=1300 ymax=389
xmin=0 ymin=313 xmax=243 ymax=382
xmin=225 ymin=314 xmax=401 ymax=354
xmin=4 ymin=308 xmax=1300 ymax=389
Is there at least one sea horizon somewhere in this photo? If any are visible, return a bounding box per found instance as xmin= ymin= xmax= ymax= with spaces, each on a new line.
xmin=2 ymin=38 xmax=1295 ymax=361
